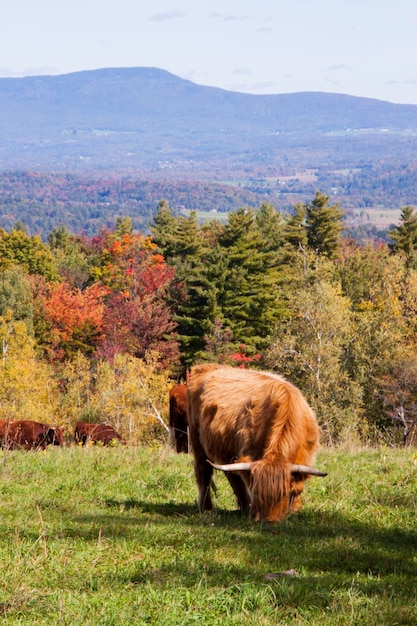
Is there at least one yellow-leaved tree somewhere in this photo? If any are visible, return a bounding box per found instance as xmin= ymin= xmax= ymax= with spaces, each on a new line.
xmin=60 ymin=351 xmax=173 ymax=445
xmin=0 ymin=312 xmax=61 ymax=423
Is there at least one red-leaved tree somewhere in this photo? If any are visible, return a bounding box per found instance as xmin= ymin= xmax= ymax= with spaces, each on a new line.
xmin=90 ymin=229 xmax=180 ymax=367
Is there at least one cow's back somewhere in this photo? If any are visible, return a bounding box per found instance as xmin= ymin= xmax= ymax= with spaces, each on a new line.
xmin=74 ymin=421 xmax=124 ymax=445
xmin=187 ymin=364 xmax=319 ymax=464
xmin=6 ymin=420 xmax=44 ymax=449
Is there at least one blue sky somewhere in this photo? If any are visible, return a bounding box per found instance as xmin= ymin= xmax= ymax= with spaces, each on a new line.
xmin=2 ymin=0 xmax=417 ymax=104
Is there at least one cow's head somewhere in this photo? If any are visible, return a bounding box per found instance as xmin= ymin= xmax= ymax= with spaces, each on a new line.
xmin=208 ymin=459 xmax=326 ymax=521
xmin=47 ymin=426 xmax=65 ymax=446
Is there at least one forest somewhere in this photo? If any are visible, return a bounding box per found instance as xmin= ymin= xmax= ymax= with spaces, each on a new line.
xmin=0 ymin=171 xmax=273 ymax=237
xmin=1 ymin=190 xmax=417 ymax=448
xmin=1 ymin=167 xmax=417 ymax=241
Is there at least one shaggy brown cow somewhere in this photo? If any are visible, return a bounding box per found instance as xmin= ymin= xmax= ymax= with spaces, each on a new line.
xmin=187 ymin=363 xmax=326 ymax=522
xmin=168 ymin=383 xmax=189 ymax=453
xmin=74 ymin=422 xmax=125 ymax=446
xmin=0 ymin=420 xmax=65 ymax=450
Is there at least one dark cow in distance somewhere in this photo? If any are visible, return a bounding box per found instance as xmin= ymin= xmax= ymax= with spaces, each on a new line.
xmin=0 ymin=419 xmax=65 ymax=450
xmin=187 ymin=363 xmax=326 ymax=522
xmin=74 ymin=422 xmax=125 ymax=446
xmin=168 ymin=383 xmax=189 ymax=453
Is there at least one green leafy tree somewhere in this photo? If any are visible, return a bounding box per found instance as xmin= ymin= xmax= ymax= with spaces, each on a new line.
xmin=265 ymin=280 xmax=361 ymax=444
xmin=0 ymin=266 xmax=34 ymax=334
xmin=48 ymin=226 xmax=94 ymax=288
xmin=342 ymin=249 xmax=406 ymax=436
xmin=149 ymin=200 xmax=179 ymax=258
xmin=0 ymin=227 xmax=59 ymax=280
xmin=255 ymin=202 xmax=286 ymax=254
xmin=114 ymin=216 xmax=134 ymax=237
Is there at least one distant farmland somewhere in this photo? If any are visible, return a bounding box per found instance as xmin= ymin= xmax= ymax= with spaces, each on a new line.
xmin=347 ymin=208 xmax=402 ymax=229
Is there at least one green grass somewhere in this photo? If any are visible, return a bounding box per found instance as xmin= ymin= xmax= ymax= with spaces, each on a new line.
xmin=0 ymin=446 xmax=416 ymax=625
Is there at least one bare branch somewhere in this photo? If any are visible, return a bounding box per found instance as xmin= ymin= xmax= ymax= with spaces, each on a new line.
xmin=138 ymin=375 xmax=170 ymax=433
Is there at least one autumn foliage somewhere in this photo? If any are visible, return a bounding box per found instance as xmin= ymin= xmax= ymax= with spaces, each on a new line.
xmin=2 ymin=196 xmax=417 ymax=447
xmin=33 ymin=228 xmax=179 ymax=367
xmin=42 ymin=282 xmax=106 ymax=360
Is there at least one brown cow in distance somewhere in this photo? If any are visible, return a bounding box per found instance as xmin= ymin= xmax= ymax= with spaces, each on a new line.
xmin=74 ymin=422 xmax=125 ymax=446
xmin=168 ymin=383 xmax=189 ymax=453
xmin=187 ymin=364 xmax=327 ymax=522
xmin=0 ymin=419 xmax=65 ymax=450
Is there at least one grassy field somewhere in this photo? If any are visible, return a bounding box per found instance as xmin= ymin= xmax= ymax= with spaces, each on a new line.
xmin=0 ymin=445 xmax=416 ymax=625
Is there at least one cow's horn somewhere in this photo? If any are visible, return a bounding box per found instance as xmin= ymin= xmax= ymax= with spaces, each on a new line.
xmin=290 ymin=464 xmax=327 ymax=476
xmin=207 ymin=459 xmax=252 ymax=472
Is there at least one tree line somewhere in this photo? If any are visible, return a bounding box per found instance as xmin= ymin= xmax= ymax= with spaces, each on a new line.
xmin=0 ymin=171 xmax=270 ymax=237
xmin=1 ymin=192 xmax=417 ymax=446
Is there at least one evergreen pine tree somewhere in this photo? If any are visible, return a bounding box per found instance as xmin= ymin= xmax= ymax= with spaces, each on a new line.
xmin=284 ymin=202 xmax=308 ymax=251
xmin=151 ymin=205 xmax=218 ymax=368
xmin=217 ymin=207 xmax=284 ymax=353
xmin=388 ymin=205 xmax=417 ymax=266
xmin=149 ymin=200 xmax=178 ymax=258
xmin=169 ymin=213 xmax=217 ymax=366
xmin=305 ymin=191 xmax=345 ymax=258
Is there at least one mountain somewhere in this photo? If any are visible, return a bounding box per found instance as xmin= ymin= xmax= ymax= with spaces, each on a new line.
xmin=1 ymin=67 xmax=417 ymax=173
xmin=1 ymin=67 xmax=417 ymax=239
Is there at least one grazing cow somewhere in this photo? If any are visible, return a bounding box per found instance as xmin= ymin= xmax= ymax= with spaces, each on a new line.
xmin=168 ymin=383 xmax=189 ymax=453
xmin=187 ymin=364 xmax=326 ymax=522
xmin=0 ymin=420 xmax=65 ymax=450
xmin=74 ymin=422 xmax=125 ymax=446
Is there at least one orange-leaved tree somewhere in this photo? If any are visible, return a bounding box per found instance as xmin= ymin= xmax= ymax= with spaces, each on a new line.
xmin=39 ymin=281 xmax=106 ymax=361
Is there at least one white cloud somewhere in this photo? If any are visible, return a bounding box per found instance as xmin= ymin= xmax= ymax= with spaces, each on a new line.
xmin=209 ymin=12 xmax=249 ymax=21
xmin=149 ymin=11 xmax=185 ymax=22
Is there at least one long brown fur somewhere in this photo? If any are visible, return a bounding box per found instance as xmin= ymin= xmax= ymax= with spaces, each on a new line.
xmin=187 ymin=363 xmax=322 ymax=521
xmin=168 ymin=383 xmax=189 ymax=453
xmin=0 ymin=420 xmax=65 ymax=450
xmin=74 ymin=422 xmax=125 ymax=446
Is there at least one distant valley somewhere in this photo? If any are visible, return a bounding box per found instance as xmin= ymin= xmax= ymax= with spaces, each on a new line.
xmin=1 ymin=67 xmax=417 ymax=236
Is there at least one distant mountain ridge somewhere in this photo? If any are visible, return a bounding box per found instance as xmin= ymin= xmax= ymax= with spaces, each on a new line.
xmin=1 ymin=67 xmax=417 ymax=173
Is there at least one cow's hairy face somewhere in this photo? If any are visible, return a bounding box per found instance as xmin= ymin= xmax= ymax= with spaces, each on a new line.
xmin=288 ymin=474 xmax=308 ymax=513
xmin=250 ymin=495 xmax=291 ymax=522
xmin=248 ymin=461 xmax=306 ymax=522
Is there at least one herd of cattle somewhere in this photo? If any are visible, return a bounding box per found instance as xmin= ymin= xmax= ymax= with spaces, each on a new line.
xmin=0 ymin=420 xmax=125 ymax=450
xmin=1 ymin=364 xmax=327 ymax=522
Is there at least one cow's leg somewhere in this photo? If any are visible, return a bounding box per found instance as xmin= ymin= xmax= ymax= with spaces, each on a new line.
xmin=196 ymin=460 xmax=214 ymax=511
xmin=188 ymin=429 xmax=213 ymax=511
xmin=177 ymin=420 xmax=189 ymax=453
xmin=225 ymin=473 xmax=250 ymax=514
